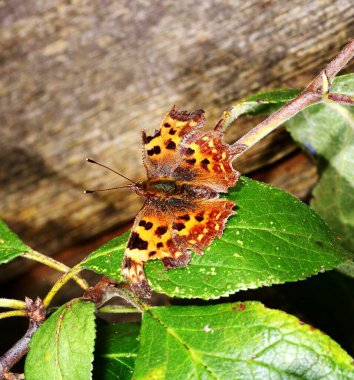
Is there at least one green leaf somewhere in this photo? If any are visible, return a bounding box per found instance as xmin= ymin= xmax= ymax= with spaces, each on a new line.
xmin=134 ymin=302 xmax=354 ymax=380
xmin=221 ymin=88 xmax=300 ymax=130
xmin=244 ymin=88 xmax=300 ymax=103
xmin=25 ymin=299 xmax=96 ymax=380
xmin=330 ymin=73 xmax=354 ymax=95
xmin=0 ymin=219 xmax=31 ymax=265
xmin=82 ymin=234 xmax=127 ymax=282
xmin=83 ymin=177 xmax=346 ymax=299
xmin=286 ymin=74 xmax=354 ymax=253
xmin=93 ymin=323 xmax=140 ymax=380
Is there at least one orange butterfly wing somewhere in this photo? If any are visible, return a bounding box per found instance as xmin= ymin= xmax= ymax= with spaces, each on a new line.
xmin=142 ymin=106 xmax=239 ymax=191
xmin=122 ymin=199 xmax=191 ymax=298
xmin=122 ymin=106 xmax=240 ymax=298
xmin=122 ymin=197 xmax=235 ymax=298
xmin=174 ymin=130 xmax=239 ymax=192
xmin=171 ymin=199 xmax=235 ymax=255
xmin=142 ymin=106 xmax=205 ymax=178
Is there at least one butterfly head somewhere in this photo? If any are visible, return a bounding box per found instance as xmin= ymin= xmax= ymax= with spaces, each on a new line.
xmin=130 ymin=181 xmax=146 ymax=197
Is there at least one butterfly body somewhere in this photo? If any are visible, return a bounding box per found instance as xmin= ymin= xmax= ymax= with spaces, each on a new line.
xmin=122 ymin=106 xmax=240 ymax=298
xmin=132 ymin=179 xmax=219 ymax=201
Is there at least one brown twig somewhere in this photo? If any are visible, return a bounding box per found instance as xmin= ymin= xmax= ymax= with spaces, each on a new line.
xmin=82 ymin=276 xmax=117 ymax=307
xmin=231 ymin=39 xmax=354 ymax=158
xmin=0 ymin=298 xmax=45 ymax=380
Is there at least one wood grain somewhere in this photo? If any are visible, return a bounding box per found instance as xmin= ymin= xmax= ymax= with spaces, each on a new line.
xmin=0 ymin=0 xmax=353 ymax=257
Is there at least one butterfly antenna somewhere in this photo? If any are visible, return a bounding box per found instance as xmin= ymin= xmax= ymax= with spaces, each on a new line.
xmin=84 ymin=185 xmax=133 ymax=194
xmin=86 ymin=158 xmax=136 ymax=184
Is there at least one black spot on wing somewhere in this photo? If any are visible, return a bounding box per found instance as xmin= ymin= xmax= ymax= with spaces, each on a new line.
xmin=185 ymin=148 xmax=195 ymax=156
xmin=195 ymin=212 xmax=204 ymax=222
xmin=145 ymin=222 xmax=153 ymax=230
xmin=155 ymin=226 xmax=168 ymax=237
xmin=173 ymin=222 xmax=185 ymax=231
xmin=139 ymin=220 xmax=153 ymax=230
xmin=147 ymin=146 xmax=161 ymax=156
xmin=166 ymin=140 xmax=177 ymax=150
xmin=128 ymin=232 xmax=148 ymax=250
xmin=201 ymin=158 xmax=210 ymax=169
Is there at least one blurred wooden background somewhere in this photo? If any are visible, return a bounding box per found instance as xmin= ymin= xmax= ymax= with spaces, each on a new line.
xmin=0 ymin=0 xmax=353 ymax=279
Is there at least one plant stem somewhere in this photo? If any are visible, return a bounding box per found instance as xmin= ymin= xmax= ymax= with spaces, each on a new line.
xmin=234 ymin=92 xmax=319 ymax=154
xmin=0 ymin=310 xmax=27 ymax=320
xmin=43 ymin=266 xmax=83 ymax=308
xmin=231 ymin=39 xmax=354 ymax=158
xmin=0 ymin=298 xmax=45 ymax=379
xmin=99 ymin=287 xmax=149 ymax=313
xmin=98 ymin=305 xmax=139 ymax=314
xmin=22 ymin=250 xmax=89 ymax=290
xmin=0 ymin=320 xmax=38 ymax=377
xmin=0 ymin=299 xmax=26 ymax=310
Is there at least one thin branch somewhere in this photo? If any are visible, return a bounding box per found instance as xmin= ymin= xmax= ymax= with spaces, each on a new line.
xmin=0 ymin=299 xmax=26 ymax=311
xmin=232 ymin=92 xmax=319 ymax=155
xmin=82 ymin=276 xmax=117 ymax=307
xmin=0 ymin=321 xmax=37 ymax=380
xmin=321 ymin=39 xmax=354 ymax=84
xmin=0 ymin=298 xmax=45 ymax=379
xmin=22 ymin=250 xmax=89 ymax=290
xmin=231 ymin=39 xmax=354 ymax=158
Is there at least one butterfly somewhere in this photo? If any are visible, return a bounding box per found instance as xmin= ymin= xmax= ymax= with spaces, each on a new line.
xmin=120 ymin=106 xmax=241 ymax=298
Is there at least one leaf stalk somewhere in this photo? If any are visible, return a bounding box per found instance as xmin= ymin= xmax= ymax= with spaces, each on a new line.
xmin=22 ymin=250 xmax=89 ymax=290
xmin=0 ymin=310 xmax=27 ymax=320
xmin=0 ymin=299 xmax=26 ymax=310
xmin=43 ymin=266 xmax=84 ymax=308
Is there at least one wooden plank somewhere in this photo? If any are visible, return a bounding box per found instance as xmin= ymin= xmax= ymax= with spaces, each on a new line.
xmin=0 ymin=0 xmax=352 ymax=256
